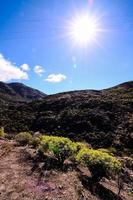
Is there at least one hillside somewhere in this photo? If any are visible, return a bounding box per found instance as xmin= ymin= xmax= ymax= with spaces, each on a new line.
xmin=0 ymin=81 xmax=133 ymax=150
xmin=0 ymin=82 xmax=46 ymax=103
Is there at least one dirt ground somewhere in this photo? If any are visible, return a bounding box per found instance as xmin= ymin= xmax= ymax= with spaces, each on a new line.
xmin=0 ymin=140 xmax=132 ymax=200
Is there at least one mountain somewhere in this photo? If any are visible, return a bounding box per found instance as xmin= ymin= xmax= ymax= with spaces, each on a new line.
xmin=0 ymin=82 xmax=46 ymax=103
xmin=0 ymin=81 xmax=133 ymax=150
xmin=109 ymin=81 xmax=133 ymax=90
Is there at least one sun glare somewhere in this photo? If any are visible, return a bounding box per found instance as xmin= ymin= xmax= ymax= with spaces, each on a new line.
xmin=69 ymin=14 xmax=101 ymax=46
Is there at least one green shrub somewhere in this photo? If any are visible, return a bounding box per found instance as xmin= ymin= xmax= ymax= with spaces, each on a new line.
xmin=31 ymin=137 xmax=41 ymax=148
xmin=15 ymin=132 xmax=32 ymax=146
xmin=73 ymin=142 xmax=89 ymax=152
xmin=98 ymin=148 xmax=114 ymax=155
xmin=40 ymin=135 xmax=75 ymax=166
xmin=76 ymin=148 xmax=121 ymax=182
xmin=0 ymin=127 xmax=6 ymax=137
xmin=38 ymin=135 xmax=121 ymax=178
xmin=98 ymin=147 xmax=117 ymax=156
xmin=69 ymin=142 xmax=89 ymax=162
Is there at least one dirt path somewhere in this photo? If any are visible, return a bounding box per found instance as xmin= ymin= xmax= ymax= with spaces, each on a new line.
xmin=0 ymin=141 xmax=36 ymax=200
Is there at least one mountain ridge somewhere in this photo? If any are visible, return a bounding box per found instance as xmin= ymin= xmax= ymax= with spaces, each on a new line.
xmin=0 ymin=81 xmax=46 ymax=103
xmin=0 ymin=80 xmax=132 ymax=100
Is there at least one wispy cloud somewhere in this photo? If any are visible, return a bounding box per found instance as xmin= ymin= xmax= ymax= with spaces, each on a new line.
xmin=20 ymin=64 xmax=30 ymax=71
xmin=0 ymin=54 xmax=28 ymax=82
xmin=34 ymin=65 xmax=45 ymax=76
xmin=45 ymin=74 xmax=67 ymax=83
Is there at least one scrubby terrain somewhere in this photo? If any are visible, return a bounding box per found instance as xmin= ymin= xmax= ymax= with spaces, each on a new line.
xmin=0 ymin=81 xmax=133 ymax=200
xmin=0 ymin=81 xmax=133 ymax=150
xmin=0 ymin=139 xmax=132 ymax=200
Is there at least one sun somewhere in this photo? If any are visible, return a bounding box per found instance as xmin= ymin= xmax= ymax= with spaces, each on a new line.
xmin=69 ymin=14 xmax=100 ymax=46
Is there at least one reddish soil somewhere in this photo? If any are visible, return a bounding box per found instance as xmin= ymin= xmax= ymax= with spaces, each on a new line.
xmin=0 ymin=140 xmax=132 ymax=200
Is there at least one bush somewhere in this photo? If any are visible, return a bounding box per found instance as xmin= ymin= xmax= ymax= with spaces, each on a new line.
xmin=15 ymin=132 xmax=32 ymax=146
xmin=76 ymin=148 xmax=121 ymax=182
xmin=69 ymin=142 xmax=89 ymax=162
xmin=73 ymin=142 xmax=89 ymax=152
xmin=0 ymin=127 xmax=6 ymax=137
xmin=31 ymin=137 xmax=41 ymax=148
xmin=36 ymin=135 xmax=122 ymax=178
xmin=98 ymin=148 xmax=114 ymax=155
xmin=40 ymin=135 xmax=75 ymax=167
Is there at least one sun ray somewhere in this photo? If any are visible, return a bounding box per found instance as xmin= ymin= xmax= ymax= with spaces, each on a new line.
xmin=67 ymin=14 xmax=101 ymax=47
xmin=61 ymin=11 xmax=108 ymax=49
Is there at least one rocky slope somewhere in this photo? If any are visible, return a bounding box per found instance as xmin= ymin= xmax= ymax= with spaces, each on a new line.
xmin=0 ymin=81 xmax=133 ymax=150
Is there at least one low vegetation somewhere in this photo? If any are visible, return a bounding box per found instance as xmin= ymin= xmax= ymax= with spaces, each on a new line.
xmin=0 ymin=81 xmax=132 ymax=199
xmin=15 ymin=132 xmax=32 ymax=146
xmin=40 ymin=136 xmax=121 ymax=182
xmin=14 ymin=132 xmax=122 ymax=183
xmin=0 ymin=127 xmax=6 ymax=137
xmin=30 ymin=136 xmax=42 ymax=148
xmin=2 ymin=131 xmax=133 ymax=199
xmin=14 ymin=133 xmax=121 ymax=184
xmin=76 ymin=148 xmax=121 ymax=182
xmin=40 ymin=136 xmax=75 ymax=167
xmin=1 ymin=81 xmax=133 ymax=151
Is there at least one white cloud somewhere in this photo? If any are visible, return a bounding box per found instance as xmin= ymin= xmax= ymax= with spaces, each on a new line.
xmin=0 ymin=54 xmax=28 ymax=82
xmin=34 ymin=65 xmax=45 ymax=76
xmin=45 ymin=73 xmax=67 ymax=83
xmin=20 ymin=64 xmax=30 ymax=71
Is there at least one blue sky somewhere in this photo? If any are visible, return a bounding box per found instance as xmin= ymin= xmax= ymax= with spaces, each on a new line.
xmin=0 ymin=0 xmax=132 ymax=94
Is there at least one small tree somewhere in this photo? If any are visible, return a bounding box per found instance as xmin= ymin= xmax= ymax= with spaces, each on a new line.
xmin=76 ymin=148 xmax=121 ymax=182
xmin=15 ymin=132 xmax=32 ymax=146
